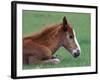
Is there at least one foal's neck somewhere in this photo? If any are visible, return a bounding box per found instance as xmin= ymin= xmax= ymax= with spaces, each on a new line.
xmin=32 ymin=24 xmax=63 ymax=54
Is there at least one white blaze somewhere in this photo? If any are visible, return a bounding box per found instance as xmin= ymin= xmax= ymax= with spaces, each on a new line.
xmin=72 ymin=29 xmax=81 ymax=54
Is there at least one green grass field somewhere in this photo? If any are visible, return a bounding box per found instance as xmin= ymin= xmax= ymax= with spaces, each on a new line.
xmin=22 ymin=10 xmax=91 ymax=69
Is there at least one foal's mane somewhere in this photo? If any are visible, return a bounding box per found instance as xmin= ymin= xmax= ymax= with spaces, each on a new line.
xmin=24 ymin=23 xmax=63 ymax=40
xmin=39 ymin=23 xmax=62 ymax=36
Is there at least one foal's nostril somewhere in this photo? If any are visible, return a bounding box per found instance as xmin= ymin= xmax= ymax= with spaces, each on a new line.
xmin=74 ymin=52 xmax=80 ymax=58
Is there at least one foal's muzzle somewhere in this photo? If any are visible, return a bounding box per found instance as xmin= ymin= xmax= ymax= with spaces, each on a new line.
xmin=72 ymin=49 xmax=80 ymax=58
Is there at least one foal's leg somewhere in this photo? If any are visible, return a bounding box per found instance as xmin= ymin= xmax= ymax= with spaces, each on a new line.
xmin=28 ymin=56 xmax=41 ymax=64
xmin=42 ymin=55 xmax=60 ymax=64
xmin=42 ymin=58 xmax=60 ymax=64
xmin=39 ymin=47 xmax=60 ymax=64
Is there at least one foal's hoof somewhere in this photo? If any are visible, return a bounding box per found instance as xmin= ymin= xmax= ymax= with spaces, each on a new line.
xmin=51 ymin=58 xmax=60 ymax=64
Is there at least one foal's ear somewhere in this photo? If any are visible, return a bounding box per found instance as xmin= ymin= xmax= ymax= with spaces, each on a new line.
xmin=63 ymin=16 xmax=68 ymax=31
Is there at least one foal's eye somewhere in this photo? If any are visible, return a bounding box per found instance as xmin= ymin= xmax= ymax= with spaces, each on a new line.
xmin=69 ymin=35 xmax=73 ymax=39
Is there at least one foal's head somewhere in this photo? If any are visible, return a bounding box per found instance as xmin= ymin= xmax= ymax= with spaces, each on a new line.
xmin=61 ymin=16 xmax=81 ymax=58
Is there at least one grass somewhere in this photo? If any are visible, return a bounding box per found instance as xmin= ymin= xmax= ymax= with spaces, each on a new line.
xmin=22 ymin=10 xmax=91 ymax=69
